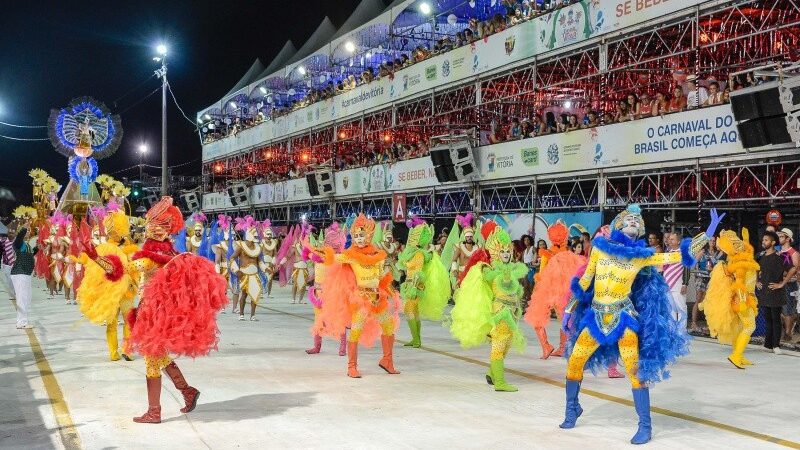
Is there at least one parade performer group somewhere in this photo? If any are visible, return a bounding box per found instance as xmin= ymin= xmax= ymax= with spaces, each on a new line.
xmin=22 ymin=151 xmax=761 ymax=446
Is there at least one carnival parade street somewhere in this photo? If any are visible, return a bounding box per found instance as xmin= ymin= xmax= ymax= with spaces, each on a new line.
xmin=3 ymin=0 xmax=800 ymax=448
xmin=2 ymin=280 xmax=799 ymax=450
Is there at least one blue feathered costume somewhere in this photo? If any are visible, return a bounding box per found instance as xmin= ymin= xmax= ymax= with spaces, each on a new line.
xmin=559 ymin=204 xmax=723 ymax=446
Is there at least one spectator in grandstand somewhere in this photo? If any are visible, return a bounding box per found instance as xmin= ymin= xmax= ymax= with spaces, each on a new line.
xmin=441 ymin=37 xmax=454 ymax=52
xmin=601 ymin=111 xmax=614 ymax=125
xmin=455 ymin=31 xmax=466 ymax=47
xmin=556 ymin=113 xmax=569 ymax=133
xmin=502 ymin=0 xmax=520 ymax=16
xmin=626 ymin=93 xmax=641 ymax=118
xmin=414 ymin=45 xmax=431 ymax=62
xmin=582 ymin=110 xmax=599 ymax=128
xmin=361 ymin=68 xmax=374 ymax=85
xmin=521 ymin=118 xmax=533 ymax=138
xmin=378 ymin=63 xmax=391 ymax=78
xmin=722 ymin=86 xmax=731 ymax=103
xmin=564 ymin=114 xmax=579 ymax=131
xmin=467 ymin=17 xmax=481 ymax=40
xmin=638 ymin=92 xmax=652 ymax=118
xmin=508 ymin=118 xmax=522 ymax=139
xmin=464 ymin=28 xmax=476 ymax=43
xmin=400 ymin=54 xmax=411 ymax=67
xmin=668 ymin=86 xmax=687 ymax=112
xmin=652 ymin=91 xmax=669 ymax=116
xmin=510 ymin=7 xmax=525 ymax=25
xmin=393 ymin=58 xmax=403 ymax=69
xmin=489 ymin=119 xmax=505 ymax=144
xmin=531 ymin=114 xmax=544 ymax=135
xmin=543 ymin=112 xmax=558 ymax=135
xmin=686 ymin=77 xmax=709 ymax=109
xmin=615 ymin=100 xmax=631 ymax=122
xmin=704 ymin=81 xmax=724 ymax=106
xmin=493 ymin=13 xmax=507 ymax=33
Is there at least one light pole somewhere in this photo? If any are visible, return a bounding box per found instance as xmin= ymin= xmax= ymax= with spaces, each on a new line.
xmin=154 ymin=44 xmax=168 ymax=197
xmin=138 ymin=144 xmax=148 ymax=181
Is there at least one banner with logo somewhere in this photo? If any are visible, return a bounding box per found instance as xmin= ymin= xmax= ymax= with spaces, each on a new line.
xmin=202 ymin=0 xmax=709 ymax=162
xmin=476 ymin=105 xmax=742 ymax=180
xmin=334 ymin=157 xmax=439 ymax=196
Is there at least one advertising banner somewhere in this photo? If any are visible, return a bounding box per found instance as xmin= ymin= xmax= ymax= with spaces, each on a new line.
xmin=476 ymin=105 xmax=742 ymax=180
xmin=334 ymin=157 xmax=439 ymax=196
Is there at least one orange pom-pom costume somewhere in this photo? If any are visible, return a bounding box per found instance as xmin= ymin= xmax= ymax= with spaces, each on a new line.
xmin=317 ymin=214 xmax=401 ymax=378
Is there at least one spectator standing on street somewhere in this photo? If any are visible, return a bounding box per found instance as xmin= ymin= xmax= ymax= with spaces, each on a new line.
xmin=691 ymin=236 xmax=725 ymax=332
xmin=756 ymin=231 xmax=796 ymax=354
xmin=11 ymin=224 xmax=36 ymax=329
xmin=777 ymin=228 xmax=799 ymax=341
xmin=0 ymin=223 xmax=16 ymax=302
xmin=663 ymin=232 xmax=692 ymax=329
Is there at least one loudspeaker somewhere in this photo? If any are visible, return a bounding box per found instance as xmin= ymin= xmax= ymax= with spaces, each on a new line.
xmin=227 ymin=184 xmax=250 ymax=207
xmin=180 ymin=192 xmax=200 ymax=212
xmin=730 ymin=75 xmax=800 ymax=149
xmin=307 ymin=170 xmax=334 ymax=197
xmin=429 ymin=138 xmax=477 ymax=183
xmin=306 ymin=173 xmax=319 ymax=196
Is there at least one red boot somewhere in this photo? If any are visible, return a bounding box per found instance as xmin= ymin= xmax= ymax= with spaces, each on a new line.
xmin=347 ymin=341 xmax=361 ymax=378
xmin=378 ymin=335 xmax=400 ymax=374
xmin=551 ymin=330 xmax=567 ymax=357
xmin=338 ymin=333 xmax=347 ymax=356
xmin=306 ymin=335 xmax=322 ymax=354
xmin=535 ymin=327 xmax=554 ymax=359
xmin=133 ymin=377 xmax=161 ymax=423
xmin=163 ymin=362 xmax=200 ymax=413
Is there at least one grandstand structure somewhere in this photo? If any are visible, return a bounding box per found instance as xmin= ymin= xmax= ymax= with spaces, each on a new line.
xmin=198 ymin=0 xmax=800 ymax=226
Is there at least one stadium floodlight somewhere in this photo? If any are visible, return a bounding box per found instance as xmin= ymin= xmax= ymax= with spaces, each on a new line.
xmin=259 ymin=86 xmax=267 ymax=94
xmin=419 ymin=2 xmax=432 ymax=14
xmin=204 ymin=114 xmax=211 ymax=120
xmin=564 ymin=101 xmax=572 ymax=109
xmin=298 ymin=66 xmax=307 ymax=76
xmin=230 ymin=101 xmax=237 ymax=109
xmin=345 ymin=41 xmax=356 ymax=53
xmin=156 ymin=44 xmax=168 ymax=56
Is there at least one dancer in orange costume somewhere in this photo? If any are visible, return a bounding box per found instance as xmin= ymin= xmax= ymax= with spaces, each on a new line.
xmin=317 ymin=214 xmax=401 ymax=378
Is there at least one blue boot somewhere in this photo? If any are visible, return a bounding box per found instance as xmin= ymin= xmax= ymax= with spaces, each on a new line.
xmin=631 ymin=388 xmax=652 ymax=444
xmin=559 ymin=379 xmax=583 ymax=429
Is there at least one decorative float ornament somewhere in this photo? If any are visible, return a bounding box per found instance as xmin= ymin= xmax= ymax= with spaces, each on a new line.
xmin=12 ymin=205 xmax=38 ymax=221
xmin=47 ymin=97 xmax=122 ymax=222
xmin=765 ymin=209 xmax=782 ymax=227
xmin=48 ymin=97 xmax=122 ymax=201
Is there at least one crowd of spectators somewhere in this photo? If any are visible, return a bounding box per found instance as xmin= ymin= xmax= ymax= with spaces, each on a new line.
xmin=202 ymin=0 xmax=581 ymax=144
xmin=487 ymin=73 xmax=753 ymax=144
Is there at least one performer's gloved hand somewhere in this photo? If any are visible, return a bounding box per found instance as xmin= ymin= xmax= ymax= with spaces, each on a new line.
xmin=706 ymin=208 xmax=726 ymax=238
xmin=79 ymin=221 xmax=98 ymax=260
xmin=561 ymin=312 xmax=572 ymax=333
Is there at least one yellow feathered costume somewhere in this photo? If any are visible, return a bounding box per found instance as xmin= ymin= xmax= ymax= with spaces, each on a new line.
xmin=700 ymin=228 xmax=759 ymax=369
xmin=75 ymin=209 xmax=140 ymax=361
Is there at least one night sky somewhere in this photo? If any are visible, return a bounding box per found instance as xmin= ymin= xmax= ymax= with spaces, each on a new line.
xmin=0 ymin=0 xmax=362 ymax=203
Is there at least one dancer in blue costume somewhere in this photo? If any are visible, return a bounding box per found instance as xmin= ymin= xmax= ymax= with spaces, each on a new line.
xmin=560 ymin=204 xmax=724 ymax=444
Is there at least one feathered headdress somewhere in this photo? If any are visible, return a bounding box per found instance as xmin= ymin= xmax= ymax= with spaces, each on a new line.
xmin=610 ymin=204 xmax=645 ymax=238
xmin=485 ymin=225 xmax=512 ymax=262
xmin=191 ymin=212 xmax=207 ymax=224
xmin=456 ymin=212 xmax=475 ymax=239
xmin=234 ymin=215 xmax=258 ymax=231
xmin=547 ymin=219 xmax=569 ymax=246
xmin=12 ymin=206 xmax=38 ymax=220
xmin=324 ymin=222 xmax=346 ymax=252
xmin=217 ymin=214 xmax=232 ymax=230
xmin=256 ymin=219 xmax=273 ymax=239
xmin=145 ymin=196 xmax=184 ymax=237
xmin=350 ymin=214 xmax=376 ymax=241
xmin=405 ymin=215 xmax=425 ymax=228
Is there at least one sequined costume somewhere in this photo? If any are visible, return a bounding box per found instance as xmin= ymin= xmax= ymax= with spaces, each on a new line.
xmin=397 ymin=217 xmax=451 ymax=348
xmin=302 ymin=223 xmax=347 ymax=356
xmin=185 ymin=212 xmax=207 ymax=255
xmin=230 ymin=216 xmax=267 ymax=321
xmin=560 ymin=204 xmax=721 ymax=445
xmin=257 ymin=220 xmax=278 ymax=298
xmin=444 ymin=213 xmax=482 ymax=288
xmin=74 ymin=202 xmax=139 ymax=361
xmin=700 ymin=228 xmax=759 ymax=369
xmin=525 ymin=220 xmax=574 ymax=359
xmin=125 ymin=197 xmax=227 ymax=424
xmin=317 ymin=214 xmax=401 ymax=378
xmin=450 ymin=221 xmax=528 ymax=392
xmin=212 ymin=214 xmax=238 ymax=300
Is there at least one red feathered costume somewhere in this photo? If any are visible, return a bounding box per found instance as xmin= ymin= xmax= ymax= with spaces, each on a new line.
xmin=123 ymin=197 xmax=227 ymax=424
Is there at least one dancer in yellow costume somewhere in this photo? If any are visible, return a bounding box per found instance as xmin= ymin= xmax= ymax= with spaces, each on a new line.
xmin=560 ymin=204 xmax=723 ymax=445
xmin=450 ymin=221 xmax=528 ymax=392
xmin=700 ymin=228 xmax=759 ymax=369
xmin=318 ymin=214 xmax=401 ymax=378
xmin=75 ymin=203 xmax=139 ymax=361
